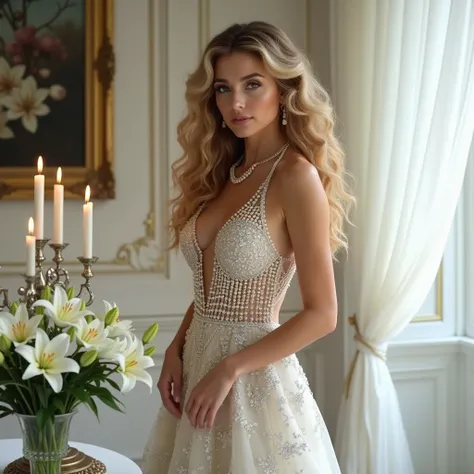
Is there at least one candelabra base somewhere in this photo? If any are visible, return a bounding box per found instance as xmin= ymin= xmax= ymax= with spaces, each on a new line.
xmin=4 ymin=448 xmax=106 ymax=474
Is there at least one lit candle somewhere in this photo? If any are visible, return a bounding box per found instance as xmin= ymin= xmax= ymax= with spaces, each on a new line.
xmin=34 ymin=156 xmax=44 ymax=239
xmin=53 ymin=167 xmax=64 ymax=244
xmin=82 ymin=185 xmax=93 ymax=258
xmin=26 ymin=217 xmax=35 ymax=277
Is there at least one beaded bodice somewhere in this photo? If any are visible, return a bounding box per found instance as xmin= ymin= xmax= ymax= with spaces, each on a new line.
xmin=180 ymin=152 xmax=296 ymax=323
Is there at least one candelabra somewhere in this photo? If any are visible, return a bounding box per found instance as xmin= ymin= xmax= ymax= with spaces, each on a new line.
xmin=0 ymin=238 xmax=98 ymax=315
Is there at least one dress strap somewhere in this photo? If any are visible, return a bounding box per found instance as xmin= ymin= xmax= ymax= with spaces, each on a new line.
xmin=261 ymin=142 xmax=289 ymax=197
xmin=259 ymin=142 xmax=289 ymax=231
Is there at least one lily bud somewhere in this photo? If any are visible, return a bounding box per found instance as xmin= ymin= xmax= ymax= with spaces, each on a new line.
xmin=104 ymin=307 xmax=119 ymax=326
xmin=66 ymin=326 xmax=76 ymax=342
xmin=142 ymin=323 xmax=159 ymax=345
xmin=144 ymin=346 xmax=156 ymax=357
xmin=9 ymin=301 xmax=19 ymax=316
xmin=0 ymin=351 xmax=4 ymax=366
xmin=66 ymin=287 xmax=75 ymax=300
xmin=40 ymin=285 xmax=51 ymax=302
xmin=85 ymin=315 xmax=94 ymax=324
xmin=80 ymin=350 xmax=98 ymax=368
xmin=80 ymin=299 xmax=87 ymax=311
xmin=0 ymin=334 xmax=12 ymax=353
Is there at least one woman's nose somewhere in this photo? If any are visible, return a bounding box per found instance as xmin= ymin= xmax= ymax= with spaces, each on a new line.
xmin=231 ymin=92 xmax=245 ymax=111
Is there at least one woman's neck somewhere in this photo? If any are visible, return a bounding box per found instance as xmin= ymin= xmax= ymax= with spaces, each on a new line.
xmin=242 ymin=125 xmax=287 ymax=167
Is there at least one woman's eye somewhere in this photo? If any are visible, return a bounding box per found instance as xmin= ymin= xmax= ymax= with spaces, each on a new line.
xmin=247 ymin=81 xmax=261 ymax=89
xmin=214 ymin=85 xmax=229 ymax=93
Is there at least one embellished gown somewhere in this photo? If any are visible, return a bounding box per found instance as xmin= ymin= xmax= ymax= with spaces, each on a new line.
xmin=142 ymin=152 xmax=341 ymax=473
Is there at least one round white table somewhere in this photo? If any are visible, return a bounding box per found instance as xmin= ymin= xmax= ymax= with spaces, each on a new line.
xmin=0 ymin=439 xmax=141 ymax=474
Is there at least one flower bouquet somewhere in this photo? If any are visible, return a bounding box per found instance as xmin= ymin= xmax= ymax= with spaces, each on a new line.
xmin=0 ymin=284 xmax=158 ymax=474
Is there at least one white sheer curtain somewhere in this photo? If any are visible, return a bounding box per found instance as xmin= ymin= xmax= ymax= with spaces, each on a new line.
xmin=330 ymin=1 xmax=474 ymax=473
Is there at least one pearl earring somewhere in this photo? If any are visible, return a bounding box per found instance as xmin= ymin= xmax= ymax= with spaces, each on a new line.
xmin=222 ymin=120 xmax=226 ymax=128
xmin=281 ymin=105 xmax=287 ymax=126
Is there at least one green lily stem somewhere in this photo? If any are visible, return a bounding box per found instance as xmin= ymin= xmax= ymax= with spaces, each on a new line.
xmin=3 ymin=360 xmax=34 ymax=414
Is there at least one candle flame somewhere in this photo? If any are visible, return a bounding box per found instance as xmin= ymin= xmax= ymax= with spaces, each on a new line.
xmin=57 ymin=167 xmax=62 ymax=184
xmin=85 ymin=185 xmax=91 ymax=203
xmin=28 ymin=217 xmax=34 ymax=235
xmin=37 ymin=156 xmax=43 ymax=174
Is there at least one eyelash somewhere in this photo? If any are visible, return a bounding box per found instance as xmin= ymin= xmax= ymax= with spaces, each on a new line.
xmin=214 ymin=81 xmax=261 ymax=94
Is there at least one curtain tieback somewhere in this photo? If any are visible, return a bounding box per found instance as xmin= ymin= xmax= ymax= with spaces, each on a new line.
xmin=344 ymin=314 xmax=387 ymax=399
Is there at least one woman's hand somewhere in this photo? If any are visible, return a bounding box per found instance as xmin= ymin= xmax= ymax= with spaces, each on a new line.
xmin=185 ymin=359 xmax=237 ymax=430
xmin=157 ymin=346 xmax=183 ymax=418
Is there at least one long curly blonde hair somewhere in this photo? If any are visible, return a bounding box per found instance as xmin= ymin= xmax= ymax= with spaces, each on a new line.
xmin=169 ymin=21 xmax=354 ymax=256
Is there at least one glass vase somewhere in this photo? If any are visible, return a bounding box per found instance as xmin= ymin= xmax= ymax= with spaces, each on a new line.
xmin=16 ymin=412 xmax=75 ymax=474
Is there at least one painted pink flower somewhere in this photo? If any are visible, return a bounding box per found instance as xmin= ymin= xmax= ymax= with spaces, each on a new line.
xmin=14 ymin=25 xmax=37 ymax=45
xmin=37 ymin=34 xmax=56 ymax=53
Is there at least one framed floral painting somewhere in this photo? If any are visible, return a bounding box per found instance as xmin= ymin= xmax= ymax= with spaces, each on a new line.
xmin=0 ymin=0 xmax=115 ymax=200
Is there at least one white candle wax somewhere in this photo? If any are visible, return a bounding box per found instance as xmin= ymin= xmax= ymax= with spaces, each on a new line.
xmin=53 ymin=167 xmax=64 ymax=244
xmin=26 ymin=217 xmax=35 ymax=277
xmin=82 ymin=186 xmax=93 ymax=258
xmin=34 ymin=156 xmax=44 ymax=239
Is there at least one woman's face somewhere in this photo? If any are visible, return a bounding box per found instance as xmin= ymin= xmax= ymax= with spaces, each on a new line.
xmin=213 ymin=52 xmax=281 ymax=138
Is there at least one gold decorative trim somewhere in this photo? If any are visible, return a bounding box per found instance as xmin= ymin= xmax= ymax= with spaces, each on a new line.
xmin=412 ymin=264 xmax=443 ymax=323
xmin=0 ymin=0 xmax=115 ymax=200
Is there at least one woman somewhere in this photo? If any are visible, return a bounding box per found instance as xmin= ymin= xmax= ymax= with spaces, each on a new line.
xmin=142 ymin=21 xmax=353 ymax=473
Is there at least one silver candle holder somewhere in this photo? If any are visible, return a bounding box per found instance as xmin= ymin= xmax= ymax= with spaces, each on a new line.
xmin=0 ymin=240 xmax=98 ymax=315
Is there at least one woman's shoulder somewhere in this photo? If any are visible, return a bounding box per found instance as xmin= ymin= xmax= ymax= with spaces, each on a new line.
xmin=274 ymin=147 xmax=325 ymax=202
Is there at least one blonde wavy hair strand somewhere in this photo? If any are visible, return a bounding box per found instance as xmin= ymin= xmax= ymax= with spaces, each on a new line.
xmin=169 ymin=21 xmax=355 ymax=257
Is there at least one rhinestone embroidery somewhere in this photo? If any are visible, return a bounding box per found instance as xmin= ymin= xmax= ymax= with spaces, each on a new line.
xmin=180 ymin=148 xmax=296 ymax=324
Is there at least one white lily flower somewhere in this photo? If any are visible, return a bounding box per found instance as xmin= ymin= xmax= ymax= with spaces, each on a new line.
xmin=97 ymin=300 xmax=134 ymax=338
xmin=75 ymin=317 xmax=109 ymax=349
xmin=118 ymin=335 xmax=154 ymax=393
xmin=15 ymin=328 xmax=80 ymax=393
xmin=32 ymin=285 xmax=93 ymax=329
xmin=0 ymin=303 xmax=42 ymax=346
xmin=108 ymin=319 xmax=134 ymax=338
xmin=95 ymin=337 xmax=127 ymax=370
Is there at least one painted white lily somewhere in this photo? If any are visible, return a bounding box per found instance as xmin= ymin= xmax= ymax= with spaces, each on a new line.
xmin=97 ymin=300 xmax=134 ymax=338
xmin=0 ymin=56 xmax=25 ymax=99
xmin=118 ymin=335 xmax=154 ymax=393
xmin=74 ymin=317 xmax=109 ymax=349
xmin=0 ymin=108 xmax=13 ymax=139
xmin=1 ymin=75 xmax=49 ymax=133
xmin=32 ymin=285 xmax=93 ymax=328
xmin=0 ymin=303 xmax=42 ymax=346
xmin=15 ymin=328 xmax=80 ymax=393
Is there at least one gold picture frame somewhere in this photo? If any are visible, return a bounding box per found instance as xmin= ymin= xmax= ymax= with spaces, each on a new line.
xmin=0 ymin=0 xmax=115 ymax=200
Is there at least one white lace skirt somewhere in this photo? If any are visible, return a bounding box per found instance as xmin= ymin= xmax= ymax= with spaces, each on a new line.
xmin=141 ymin=315 xmax=341 ymax=473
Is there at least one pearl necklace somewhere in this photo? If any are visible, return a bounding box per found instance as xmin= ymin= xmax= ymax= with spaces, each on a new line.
xmin=229 ymin=142 xmax=289 ymax=184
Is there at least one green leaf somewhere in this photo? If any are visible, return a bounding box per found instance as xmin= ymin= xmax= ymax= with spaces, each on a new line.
xmin=52 ymin=397 xmax=66 ymax=414
xmin=37 ymin=405 xmax=56 ymax=430
xmin=68 ymin=387 xmax=91 ymax=404
xmin=36 ymin=385 xmax=52 ymax=408
xmin=106 ymin=378 xmax=121 ymax=392
xmin=85 ymin=396 xmax=100 ymax=422
xmin=88 ymin=386 xmax=124 ymax=412
xmin=0 ymin=380 xmax=30 ymax=390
